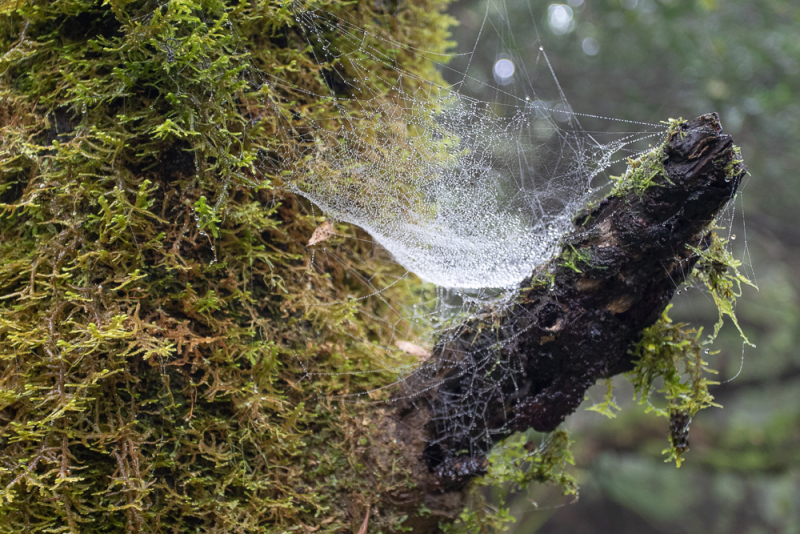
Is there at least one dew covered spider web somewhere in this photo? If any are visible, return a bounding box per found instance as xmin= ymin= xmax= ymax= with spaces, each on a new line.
xmin=258 ymin=1 xmax=672 ymax=395
xmin=280 ymin=3 xmax=665 ymax=290
xmin=124 ymin=0 xmax=755 ymax=482
xmin=263 ymin=2 xmax=755 ymax=471
xmin=254 ymin=0 xmax=678 ymax=463
xmin=147 ymin=0 xmax=749 ymax=463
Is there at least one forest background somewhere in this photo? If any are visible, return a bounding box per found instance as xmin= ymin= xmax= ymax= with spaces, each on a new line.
xmin=442 ymin=0 xmax=800 ymax=532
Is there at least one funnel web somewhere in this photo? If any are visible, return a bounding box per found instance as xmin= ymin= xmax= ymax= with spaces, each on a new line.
xmin=280 ymin=4 xmax=659 ymax=289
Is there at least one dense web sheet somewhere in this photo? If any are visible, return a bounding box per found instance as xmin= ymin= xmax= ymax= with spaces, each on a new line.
xmin=130 ymin=0 xmax=753 ymax=480
xmin=278 ymin=3 xmax=664 ymax=289
xmin=266 ymin=1 xmax=666 ymax=404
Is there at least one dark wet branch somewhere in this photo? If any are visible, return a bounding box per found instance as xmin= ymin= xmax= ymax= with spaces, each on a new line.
xmin=387 ymin=114 xmax=746 ymax=517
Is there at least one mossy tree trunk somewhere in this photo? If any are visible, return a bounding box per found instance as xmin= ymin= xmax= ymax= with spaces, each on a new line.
xmin=0 ymin=1 xmax=455 ymax=532
xmin=0 ymin=1 xmax=746 ymax=533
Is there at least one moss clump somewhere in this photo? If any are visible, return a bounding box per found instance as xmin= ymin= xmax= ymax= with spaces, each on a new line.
xmin=626 ymin=304 xmax=720 ymax=467
xmin=624 ymin=231 xmax=755 ymax=467
xmin=0 ymin=0 xmax=453 ymax=531
xmin=608 ymin=118 xmax=687 ymax=199
xmin=688 ymin=231 xmax=756 ymax=344
xmin=443 ymin=430 xmax=577 ymax=534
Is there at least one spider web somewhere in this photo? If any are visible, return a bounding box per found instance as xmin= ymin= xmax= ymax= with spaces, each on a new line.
xmin=258 ymin=0 xmax=676 ymax=466
xmin=120 ymin=0 xmax=756 ymax=487
xmin=147 ymin=0 xmax=730 ymax=466
xmin=280 ymin=3 xmax=662 ymax=289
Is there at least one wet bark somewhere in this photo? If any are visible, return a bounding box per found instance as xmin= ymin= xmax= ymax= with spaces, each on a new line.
xmin=383 ymin=113 xmax=747 ymax=528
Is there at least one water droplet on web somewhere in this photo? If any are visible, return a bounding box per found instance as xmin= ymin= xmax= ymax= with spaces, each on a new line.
xmin=252 ymin=1 xmax=693 ymax=459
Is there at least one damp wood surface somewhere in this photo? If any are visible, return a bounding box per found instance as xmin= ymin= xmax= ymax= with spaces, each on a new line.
xmin=385 ymin=113 xmax=746 ymax=529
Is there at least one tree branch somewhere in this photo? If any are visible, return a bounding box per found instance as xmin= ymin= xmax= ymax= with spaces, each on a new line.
xmin=379 ymin=113 xmax=747 ymax=527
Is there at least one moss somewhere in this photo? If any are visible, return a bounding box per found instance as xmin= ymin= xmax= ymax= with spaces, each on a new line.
xmin=625 ymin=304 xmax=720 ymax=467
xmin=624 ymin=230 xmax=755 ymax=467
xmin=443 ymin=431 xmax=577 ymax=534
xmin=608 ymin=118 xmax=686 ymax=199
xmin=0 ymin=0 xmax=454 ymax=531
xmin=723 ymin=144 xmax=744 ymax=177
xmin=558 ymin=244 xmax=592 ymax=273
xmin=586 ymin=378 xmax=621 ymax=419
xmin=587 ymin=119 xmax=753 ymax=468
xmin=688 ymin=230 xmax=756 ymax=344
xmin=571 ymin=198 xmax=599 ymax=227
xmin=523 ymin=269 xmax=555 ymax=292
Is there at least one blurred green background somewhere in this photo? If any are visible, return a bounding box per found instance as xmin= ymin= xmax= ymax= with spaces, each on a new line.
xmin=440 ymin=0 xmax=800 ymax=532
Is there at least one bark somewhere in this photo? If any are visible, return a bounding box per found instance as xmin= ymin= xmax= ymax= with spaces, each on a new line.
xmin=378 ymin=113 xmax=747 ymax=528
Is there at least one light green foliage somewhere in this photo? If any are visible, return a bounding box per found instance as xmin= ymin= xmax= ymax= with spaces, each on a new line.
xmin=0 ymin=0 xmax=453 ymax=531
xmin=626 ymin=304 xmax=720 ymax=467
xmin=608 ymin=119 xmax=686 ymax=199
xmin=586 ymin=232 xmax=754 ymax=468
xmin=586 ymin=378 xmax=621 ymax=419
xmin=609 ymin=149 xmax=665 ymax=198
xmin=193 ymin=195 xmax=221 ymax=238
xmin=559 ymin=244 xmax=592 ymax=273
xmin=481 ymin=431 xmax=577 ymax=498
xmin=624 ymin=232 xmax=753 ymax=466
xmin=444 ymin=431 xmax=577 ymax=534
xmin=688 ymin=231 xmax=756 ymax=345
xmin=523 ymin=269 xmax=555 ymax=292
xmin=443 ymin=503 xmax=517 ymax=534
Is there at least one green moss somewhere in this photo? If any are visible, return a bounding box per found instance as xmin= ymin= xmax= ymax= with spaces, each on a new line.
xmin=559 ymin=244 xmax=592 ymax=273
xmin=571 ymin=198 xmax=599 ymax=227
xmin=0 ymin=0 xmax=454 ymax=531
xmin=688 ymin=231 xmax=756 ymax=344
xmin=590 ymin=118 xmax=753 ymax=468
xmin=608 ymin=118 xmax=685 ymax=199
xmin=443 ymin=430 xmax=577 ymax=534
xmin=624 ymin=231 xmax=755 ymax=467
xmin=586 ymin=378 xmax=622 ymax=419
xmin=723 ymin=144 xmax=745 ymax=177
xmin=625 ymin=304 xmax=720 ymax=467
